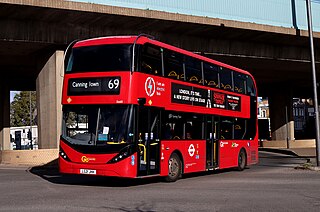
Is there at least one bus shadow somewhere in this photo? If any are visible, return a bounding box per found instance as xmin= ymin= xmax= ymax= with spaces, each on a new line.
xmin=29 ymin=160 xmax=237 ymax=186
xmin=29 ymin=160 xmax=163 ymax=187
xmin=33 ymin=152 xmax=307 ymax=186
xmin=180 ymin=167 xmax=241 ymax=180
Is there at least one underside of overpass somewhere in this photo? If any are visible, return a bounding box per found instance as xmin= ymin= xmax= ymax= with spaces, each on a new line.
xmin=1 ymin=0 xmax=320 ymax=150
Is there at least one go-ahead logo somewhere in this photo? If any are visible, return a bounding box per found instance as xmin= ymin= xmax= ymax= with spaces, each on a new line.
xmin=145 ymin=77 xmax=156 ymax=97
xmin=81 ymin=156 xmax=96 ymax=163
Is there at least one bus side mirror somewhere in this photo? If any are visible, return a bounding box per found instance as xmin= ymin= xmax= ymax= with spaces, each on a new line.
xmin=137 ymin=98 xmax=146 ymax=106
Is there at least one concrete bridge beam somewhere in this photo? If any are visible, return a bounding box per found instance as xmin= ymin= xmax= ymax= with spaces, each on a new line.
xmin=36 ymin=51 xmax=64 ymax=149
xmin=0 ymin=18 xmax=316 ymax=63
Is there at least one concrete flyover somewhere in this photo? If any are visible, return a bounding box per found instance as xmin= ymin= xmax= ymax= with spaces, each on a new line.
xmin=1 ymin=0 xmax=320 ymax=164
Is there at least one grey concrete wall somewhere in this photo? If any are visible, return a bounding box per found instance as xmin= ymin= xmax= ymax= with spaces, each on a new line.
xmin=0 ymin=82 xmax=10 ymax=151
xmin=36 ymin=51 xmax=64 ymax=149
xmin=1 ymin=0 xmax=319 ymax=63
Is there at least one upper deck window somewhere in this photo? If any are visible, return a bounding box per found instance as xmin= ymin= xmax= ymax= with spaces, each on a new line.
xmin=140 ymin=44 xmax=162 ymax=76
xmin=247 ymin=76 xmax=257 ymax=96
xmin=219 ymin=68 xmax=233 ymax=91
xmin=234 ymin=73 xmax=246 ymax=94
xmin=164 ymin=50 xmax=184 ymax=81
xmin=185 ymin=56 xmax=203 ymax=84
xmin=66 ymin=44 xmax=132 ymax=73
xmin=203 ymin=63 xmax=219 ymax=88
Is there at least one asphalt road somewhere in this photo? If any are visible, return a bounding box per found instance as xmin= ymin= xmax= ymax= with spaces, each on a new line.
xmin=0 ymin=151 xmax=319 ymax=212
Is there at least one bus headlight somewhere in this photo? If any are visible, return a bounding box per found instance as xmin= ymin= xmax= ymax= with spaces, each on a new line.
xmin=59 ymin=147 xmax=71 ymax=162
xmin=107 ymin=144 xmax=135 ymax=164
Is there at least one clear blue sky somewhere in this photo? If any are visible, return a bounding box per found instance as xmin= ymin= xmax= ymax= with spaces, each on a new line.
xmin=73 ymin=0 xmax=320 ymax=4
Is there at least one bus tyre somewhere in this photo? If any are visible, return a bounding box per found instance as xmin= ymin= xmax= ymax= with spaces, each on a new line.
xmin=237 ymin=149 xmax=247 ymax=171
xmin=165 ymin=153 xmax=182 ymax=182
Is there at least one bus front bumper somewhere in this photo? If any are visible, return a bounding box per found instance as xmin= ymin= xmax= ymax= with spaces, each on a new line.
xmin=59 ymin=154 xmax=137 ymax=178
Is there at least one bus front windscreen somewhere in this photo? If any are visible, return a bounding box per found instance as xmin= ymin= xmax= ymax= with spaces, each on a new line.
xmin=66 ymin=44 xmax=132 ymax=73
xmin=61 ymin=105 xmax=134 ymax=148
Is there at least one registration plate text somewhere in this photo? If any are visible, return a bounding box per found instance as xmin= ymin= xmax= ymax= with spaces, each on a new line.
xmin=80 ymin=169 xmax=96 ymax=175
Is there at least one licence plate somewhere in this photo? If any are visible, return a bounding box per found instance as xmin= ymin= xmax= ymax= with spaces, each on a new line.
xmin=80 ymin=169 xmax=96 ymax=175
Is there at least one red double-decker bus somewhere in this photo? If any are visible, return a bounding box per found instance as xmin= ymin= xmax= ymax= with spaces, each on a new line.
xmin=59 ymin=35 xmax=258 ymax=182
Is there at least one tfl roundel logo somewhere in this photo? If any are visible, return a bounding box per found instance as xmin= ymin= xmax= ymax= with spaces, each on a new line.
xmin=145 ymin=77 xmax=156 ymax=97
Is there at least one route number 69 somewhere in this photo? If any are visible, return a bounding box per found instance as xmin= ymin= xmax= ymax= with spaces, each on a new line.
xmin=108 ymin=78 xmax=120 ymax=90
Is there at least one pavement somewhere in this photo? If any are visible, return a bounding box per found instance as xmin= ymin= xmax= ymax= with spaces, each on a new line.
xmin=0 ymin=163 xmax=31 ymax=170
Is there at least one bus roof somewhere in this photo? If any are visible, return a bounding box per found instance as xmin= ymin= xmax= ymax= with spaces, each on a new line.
xmin=74 ymin=35 xmax=253 ymax=78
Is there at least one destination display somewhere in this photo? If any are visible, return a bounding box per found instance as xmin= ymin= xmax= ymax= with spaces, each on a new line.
xmin=68 ymin=77 xmax=121 ymax=95
xmin=171 ymin=83 xmax=241 ymax=111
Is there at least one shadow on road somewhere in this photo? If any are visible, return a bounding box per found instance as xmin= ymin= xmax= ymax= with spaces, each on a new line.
xmin=29 ymin=159 xmax=239 ymax=187
xmin=29 ymin=151 xmax=312 ymax=187
xmin=29 ymin=159 xmax=163 ymax=187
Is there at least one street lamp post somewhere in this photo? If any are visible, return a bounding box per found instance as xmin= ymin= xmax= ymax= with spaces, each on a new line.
xmin=306 ymin=0 xmax=320 ymax=166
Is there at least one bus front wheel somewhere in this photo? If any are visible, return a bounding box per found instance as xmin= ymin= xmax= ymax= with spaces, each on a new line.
xmin=237 ymin=149 xmax=247 ymax=171
xmin=165 ymin=153 xmax=182 ymax=182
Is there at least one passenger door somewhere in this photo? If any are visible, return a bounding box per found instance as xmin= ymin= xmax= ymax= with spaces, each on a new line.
xmin=137 ymin=107 xmax=161 ymax=176
xmin=206 ymin=116 xmax=219 ymax=169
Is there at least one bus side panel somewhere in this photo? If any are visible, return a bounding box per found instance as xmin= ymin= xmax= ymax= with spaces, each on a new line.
xmin=247 ymin=139 xmax=259 ymax=166
xmin=130 ymin=73 xmax=250 ymax=119
xmin=219 ymin=139 xmax=258 ymax=169
xmin=160 ymin=140 xmax=206 ymax=176
xmin=219 ymin=140 xmax=236 ymax=169
xmin=219 ymin=140 xmax=250 ymax=169
xmin=183 ymin=140 xmax=206 ymax=174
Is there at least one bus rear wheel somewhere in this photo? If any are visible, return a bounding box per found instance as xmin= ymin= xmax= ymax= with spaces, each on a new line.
xmin=165 ymin=153 xmax=182 ymax=182
xmin=237 ymin=149 xmax=247 ymax=171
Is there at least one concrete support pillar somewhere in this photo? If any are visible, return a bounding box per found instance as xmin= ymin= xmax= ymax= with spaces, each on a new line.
xmin=0 ymin=82 xmax=11 ymax=151
xmin=269 ymin=88 xmax=295 ymax=142
xmin=36 ymin=51 xmax=64 ymax=149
